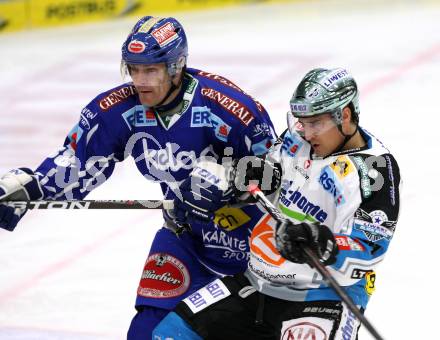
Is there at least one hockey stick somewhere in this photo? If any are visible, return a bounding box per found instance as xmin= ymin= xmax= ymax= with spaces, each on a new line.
xmin=248 ymin=185 xmax=385 ymax=340
xmin=3 ymin=200 xmax=174 ymax=210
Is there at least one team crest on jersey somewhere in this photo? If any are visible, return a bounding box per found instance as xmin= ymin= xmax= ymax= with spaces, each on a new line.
xmin=137 ymin=253 xmax=190 ymax=298
xmin=353 ymin=208 xmax=395 ymax=242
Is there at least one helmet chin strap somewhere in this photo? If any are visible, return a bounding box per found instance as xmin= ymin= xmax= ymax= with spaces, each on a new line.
xmin=328 ymin=121 xmax=359 ymax=157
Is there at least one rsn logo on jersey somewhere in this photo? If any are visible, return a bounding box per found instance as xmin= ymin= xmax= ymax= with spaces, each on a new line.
xmin=318 ymin=167 xmax=346 ymax=207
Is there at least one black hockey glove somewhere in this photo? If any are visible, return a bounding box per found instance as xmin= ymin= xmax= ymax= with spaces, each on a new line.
xmin=275 ymin=219 xmax=338 ymax=266
xmin=233 ymin=155 xmax=282 ymax=203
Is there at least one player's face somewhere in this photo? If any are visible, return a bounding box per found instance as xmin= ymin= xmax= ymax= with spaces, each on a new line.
xmin=129 ymin=63 xmax=172 ymax=106
xmin=297 ymin=114 xmax=344 ymax=157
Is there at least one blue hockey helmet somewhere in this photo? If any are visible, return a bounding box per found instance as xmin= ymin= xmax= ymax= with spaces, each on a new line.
xmin=121 ymin=16 xmax=188 ymax=76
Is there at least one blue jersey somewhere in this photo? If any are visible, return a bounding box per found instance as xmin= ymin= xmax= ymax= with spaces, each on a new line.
xmin=34 ymin=67 xmax=276 ymax=308
xmin=35 ymin=68 xmax=275 ymax=200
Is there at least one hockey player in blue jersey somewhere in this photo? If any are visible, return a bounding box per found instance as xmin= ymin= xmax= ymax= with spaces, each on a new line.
xmin=0 ymin=16 xmax=277 ymax=338
xmin=153 ymin=68 xmax=401 ymax=339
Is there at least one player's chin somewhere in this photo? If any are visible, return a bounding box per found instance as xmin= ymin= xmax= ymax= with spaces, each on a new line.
xmin=139 ymin=93 xmax=158 ymax=106
xmin=312 ymin=145 xmax=327 ymax=157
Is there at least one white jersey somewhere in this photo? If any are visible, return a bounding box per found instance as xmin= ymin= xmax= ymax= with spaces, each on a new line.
xmin=245 ymin=127 xmax=401 ymax=308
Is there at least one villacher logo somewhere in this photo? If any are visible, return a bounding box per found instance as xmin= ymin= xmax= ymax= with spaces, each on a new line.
xmin=138 ymin=253 xmax=190 ymax=298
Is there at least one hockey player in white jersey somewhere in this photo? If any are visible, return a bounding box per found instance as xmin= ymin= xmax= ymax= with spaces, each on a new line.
xmin=153 ymin=67 xmax=401 ymax=339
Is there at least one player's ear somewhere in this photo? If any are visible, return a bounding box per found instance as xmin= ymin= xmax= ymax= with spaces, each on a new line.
xmin=341 ymin=106 xmax=353 ymax=133
xmin=342 ymin=106 xmax=351 ymax=122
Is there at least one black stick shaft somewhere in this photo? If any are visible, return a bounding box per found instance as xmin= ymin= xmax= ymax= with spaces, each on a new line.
xmin=248 ymin=186 xmax=385 ymax=340
xmin=3 ymin=200 xmax=174 ymax=210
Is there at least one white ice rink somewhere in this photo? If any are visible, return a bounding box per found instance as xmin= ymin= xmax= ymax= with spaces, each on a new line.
xmin=1 ymin=0 xmax=440 ymax=338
